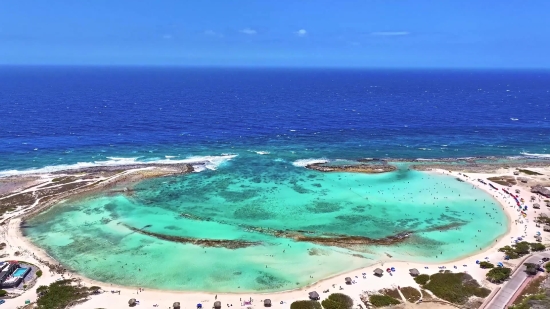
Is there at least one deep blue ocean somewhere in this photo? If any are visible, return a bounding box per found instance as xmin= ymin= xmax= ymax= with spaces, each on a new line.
xmin=6 ymin=67 xmax=550 ymax=291
xmin=1 ymin=67 xmax=550 ymax=173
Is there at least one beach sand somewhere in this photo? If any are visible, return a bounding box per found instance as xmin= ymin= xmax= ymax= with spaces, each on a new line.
xmin=1 ymin=166 xmax=549 ymax=309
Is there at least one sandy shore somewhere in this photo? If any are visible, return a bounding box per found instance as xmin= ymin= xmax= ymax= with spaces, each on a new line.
xmin=1 ymin=166 xmax=549 ymax=309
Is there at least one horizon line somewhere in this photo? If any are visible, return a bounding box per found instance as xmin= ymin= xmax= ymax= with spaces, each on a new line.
xmin=0 ymin=64 xmax=549 ymax=71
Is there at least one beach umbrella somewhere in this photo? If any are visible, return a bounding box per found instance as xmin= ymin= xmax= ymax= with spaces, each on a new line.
xmin=476 ymin=260 xmax=480 ymax=264
xmin=173 ymin=302 xmax=181 ymax=309
xmin=197 ymin=304 xmax=202 ymax=309
xmin=390 ymin=267 xmax=396 ymax=272
xmin=128 ymin=298 xmax=137 ymax=307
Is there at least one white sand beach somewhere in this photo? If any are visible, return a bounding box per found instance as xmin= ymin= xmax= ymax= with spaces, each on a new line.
xmin=1 ymin=167 xmax=549 ymax=309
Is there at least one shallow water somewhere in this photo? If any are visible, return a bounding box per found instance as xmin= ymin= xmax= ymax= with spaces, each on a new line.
xmin=24 ymin=157 xmax=508 ymax=292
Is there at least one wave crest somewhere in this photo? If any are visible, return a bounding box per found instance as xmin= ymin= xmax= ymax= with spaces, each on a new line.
xmin=292 ymin=158 xmax=328 ymax=167
xmin=0 ymin=154 xmax=237 ymax=177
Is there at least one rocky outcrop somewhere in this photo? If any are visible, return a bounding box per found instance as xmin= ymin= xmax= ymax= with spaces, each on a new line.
xmin=306 ymin=163 xmax=397 ymax=174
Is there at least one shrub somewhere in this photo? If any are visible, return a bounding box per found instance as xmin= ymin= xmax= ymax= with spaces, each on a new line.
xmin=414 ymin=274 xmax=430 ymax=285
xmin=368 ymin=295 xmax=400 ymax=307
xmin=479 ymin=261 xmax=494 ymax=269
xmin=424 ymin=272 xmax=490 ymax=304
xmin=36 ymin=270 xmax=43 ymax=277
xmin=524 ymin=263 xmax=538 ymax=276
xmin=400 ymin=287 xmax=421 ymax=303
xmin=529 ymin=243 xmax=546 ymax=252
xmin=321 ymin=293 xmax=353 ymax=309
xmin=486 ymin=267 xmax=512 ymax=283
xmin=0 ymin=289 xmax=7 ymax=297
xmin=290 ymin=300 xmax=322 ymax=309
xmin=35 ymin=279 xmax=96 ymax=309
xmin=545 ymin=262 xmax=550 ymax=273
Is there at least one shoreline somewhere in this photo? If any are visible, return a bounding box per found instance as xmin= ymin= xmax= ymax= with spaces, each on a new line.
xmin=1 ymin=162 xmax=549 ymax=308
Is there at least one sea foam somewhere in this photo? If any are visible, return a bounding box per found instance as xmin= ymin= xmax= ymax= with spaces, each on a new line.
xmin=292 ymin=158 xmax=329 ymax=167
xmin=0 ymin=154 xmax=238 ymax=178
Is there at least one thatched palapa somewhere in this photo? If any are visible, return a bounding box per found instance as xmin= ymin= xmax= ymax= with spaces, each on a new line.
xmin=309 ymin=291 xmax=320 ymax=300
xmin=409 ymin=268 xmax=420 ymax=276
xmin=264 ymin=299 xmax=272 ymax=307
xmin=534 ymin=203 xmax=541 ymax=209
xmin=174 ymin=302 xmax=181 ymax=309
xmin=373 ymin=268 xmax=384 ymax=276
xmin=214 ymin=301 xmax=221 ymax=309
xmin=544 ymin=226 xmax=550 ymax=232
xmin=129 ymin=298 xmax=137 ymax=307
xmin=345 ymin=277 xmax=352 ymax=284
xmin=532 ymin=185 xmax=550 ymax=197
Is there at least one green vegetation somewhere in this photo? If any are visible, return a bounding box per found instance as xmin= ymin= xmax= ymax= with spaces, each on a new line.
xmin=529 ymin=243 xmax=546 ymax=252
xmin=486 ymin=267 xmax=512 ymax=283
xmin=400 ymin=287 xmax=421 ymax=303
xmin=422 ymin=272 xmax=491 ymax=304
xmin=545 ymin=262 xmax=550 ymax=273
xmin=0 ymin=289 xmax=7 ymax=297
xmin=524 ymin=263 xmax=539 ymax=276
xmin=487 ymin=176 xmax=516 ymax=186
xmin=510 ymin=275 xmax=549 ymax=309
xmin=368 ymin=295 xmax=401 ymax=307
xmin=321 ymin=293 xmax=353 ymax=309
xmin=414 ymin=274 xmax=430 ymax=285
xmin=379 ymin=288 xmax=401 ymax=300
xmin=36 ymin=270 xmax=43 ymax=277
xmin=36 ymin=279 xmax=99 ymax=309
xmin=498 ymin=241 xmax=543 ymax=259
xmin=518 ymin=169 xmax=543 ymax=175
xmin=479 ymin=261 xmax=494 ymax=269
xmin=290 ymin=301 xmax=322 ymax=309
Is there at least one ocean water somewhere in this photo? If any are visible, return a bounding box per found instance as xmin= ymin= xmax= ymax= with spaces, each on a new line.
xmin=2 ymin=67 xmax=550 ymax=292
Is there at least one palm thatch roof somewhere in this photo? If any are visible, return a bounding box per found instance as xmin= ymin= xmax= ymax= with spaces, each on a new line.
xmin=544 ymin=225 xmax=550 ymax=232
xmin=309 ymin=291 xmax=320 ymax=300
xmin=374 ymin=268 xmax=384 ymax=276
xmin=173 ymin=302 xmax=181 ymax=309
xmin=409 ymin=268 xmax=420 ymax=276
xmin=532 ymin=185 xmax=550 ymax=197
xmin=345 ymin=277 xmax=352 ymax=284
xmin=534 ymin=203 xmax=541 ymax=209
xmin=264 ymin=299 xmax=272 ymax=307
xmin=536 ymin=236 xmax=542 ymax=242
xmin=214 ymin=301 xmax=221 ymax=309
xmin=129 ymin=298 xmax=137 ymax=306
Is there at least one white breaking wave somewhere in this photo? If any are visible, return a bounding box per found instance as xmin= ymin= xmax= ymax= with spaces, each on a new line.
xmin=248 ymin=150 xmax=270 ymax=155
xmin=0 ymin=154 xmax=238 ymax=178
xmin=520 ymin=152 xmax=550 ymax=158
xmin=292 ymin=158 xmax=329 ymax=167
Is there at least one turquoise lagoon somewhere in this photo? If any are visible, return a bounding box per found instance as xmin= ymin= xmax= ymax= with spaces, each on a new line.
xmin=24 ymin=155 xmax=508 ymax=292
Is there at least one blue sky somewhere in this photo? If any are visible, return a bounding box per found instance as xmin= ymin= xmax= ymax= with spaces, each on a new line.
xmin=1 ymin=1 xmax=549 ymax=68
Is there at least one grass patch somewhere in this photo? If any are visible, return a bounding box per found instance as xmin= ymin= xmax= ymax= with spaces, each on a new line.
xmin=321 ymin=293 xmax=353 ymax=309
xmin=379 ymin=288 xmax=401 ymax=300
xmin=487 ymin=176 xmax=517 ymax=186
xmin=290 ymin=301 xmax=321 ymax=309
xmin=518 ymin=169 xmax=543 ymax=176
xmin=368 ymin=295 xmax=400 ymax=307
xmin=423 ymin=272 xmax=491 ymax=305
xmin=400 ymin=287 xmax=421 ymax=303
xmin=36 ymin=279 xmax=100 ymax=309
xmin=512 ymin=275 xmax=546 ymax=306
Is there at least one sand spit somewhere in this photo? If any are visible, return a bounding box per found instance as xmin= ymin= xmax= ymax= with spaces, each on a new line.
xmin=0 ymin=163 xmax=193 ymax=220
xmin=122 ymin=223 xmax=262 ymax=249
xmin=306 ymin=162 xmax=397 ymax=174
